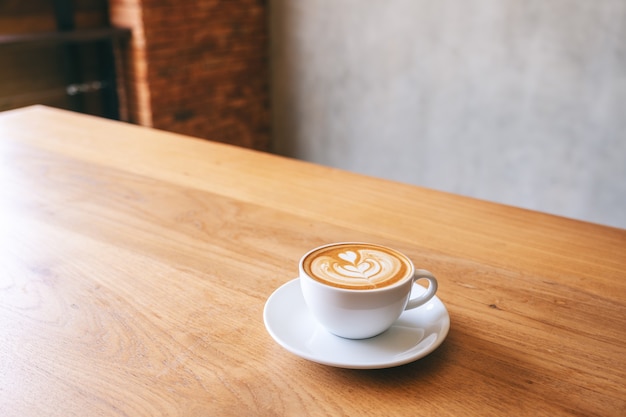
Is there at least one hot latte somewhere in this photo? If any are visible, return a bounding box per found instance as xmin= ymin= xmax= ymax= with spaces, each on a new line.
xmin=302 ymin=243 xmax=412 ymax=290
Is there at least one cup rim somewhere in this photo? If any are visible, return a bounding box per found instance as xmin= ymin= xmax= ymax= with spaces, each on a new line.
xmin=299 ymin=242 xmax=416 ymax=292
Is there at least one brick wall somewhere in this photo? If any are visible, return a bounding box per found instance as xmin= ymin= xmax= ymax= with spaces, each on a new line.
xmin=109 ymin=0 xmax=270 ymax=151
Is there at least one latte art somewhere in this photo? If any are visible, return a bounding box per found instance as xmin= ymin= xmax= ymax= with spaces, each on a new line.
xmin=303 ymin=243 xmax=412 ymax=289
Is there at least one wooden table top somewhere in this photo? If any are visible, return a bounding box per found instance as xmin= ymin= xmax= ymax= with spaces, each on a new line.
xmin=1 ymin=105 xmax=625 ymax=416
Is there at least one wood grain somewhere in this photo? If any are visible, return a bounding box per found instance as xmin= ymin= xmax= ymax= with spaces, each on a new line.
xmin=1 ymin=106 xmax=625 ymax=416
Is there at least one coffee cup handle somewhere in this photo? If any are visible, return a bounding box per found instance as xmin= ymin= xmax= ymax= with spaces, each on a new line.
xmin=405 ymin=269 xmax=438 ymax=310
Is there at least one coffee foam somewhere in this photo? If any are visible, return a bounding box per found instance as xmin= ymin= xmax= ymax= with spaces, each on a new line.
xmin=303 ymin=243 xmax=412 ymax=290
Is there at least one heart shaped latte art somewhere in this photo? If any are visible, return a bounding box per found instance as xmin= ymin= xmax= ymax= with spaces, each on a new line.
xmin=339 ymin=258 xmax=382 ymax=278
xmin=310 ymin=247 xmax=406 ymax=288
xmin=338 ymin=251 xmax=358 ymax=264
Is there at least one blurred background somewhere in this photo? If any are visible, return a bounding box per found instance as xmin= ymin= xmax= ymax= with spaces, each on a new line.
xmin=2 ymin=0 xmax=625 ymax=229
xmin=271 ymin=0 xmax=626 ymax=230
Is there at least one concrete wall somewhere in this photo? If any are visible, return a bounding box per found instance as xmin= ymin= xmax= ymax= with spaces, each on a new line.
xmin=271 ymin=0 xmax=626 ymax=229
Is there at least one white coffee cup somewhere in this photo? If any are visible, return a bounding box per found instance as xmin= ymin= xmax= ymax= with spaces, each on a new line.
xmin=299 ymin=242 xmax=438 ymax=339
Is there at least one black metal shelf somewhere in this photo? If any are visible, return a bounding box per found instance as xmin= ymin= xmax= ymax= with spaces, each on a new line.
xmin=0 ymin=26 xmax=131 ymax=120
xmin=0 ymin=27 xmax=131 ymax=47
xmin=1 ymin=0 xmax=132 ymax=120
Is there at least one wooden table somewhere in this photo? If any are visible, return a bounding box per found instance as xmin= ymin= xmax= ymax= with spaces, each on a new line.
xmin=1 ymin=106 xmax=625 ymax=416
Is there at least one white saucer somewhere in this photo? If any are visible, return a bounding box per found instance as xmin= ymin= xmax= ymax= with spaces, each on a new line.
xmin=263 ymin=279 xmax=450 ymax=369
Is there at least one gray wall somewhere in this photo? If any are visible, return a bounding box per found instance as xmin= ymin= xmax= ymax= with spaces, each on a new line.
xmin=271 ymin=0 xmax=626 ymax=229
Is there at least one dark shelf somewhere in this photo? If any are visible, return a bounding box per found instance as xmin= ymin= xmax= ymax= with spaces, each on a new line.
xmin=0 ymin=27 xmax=131 ymax=47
